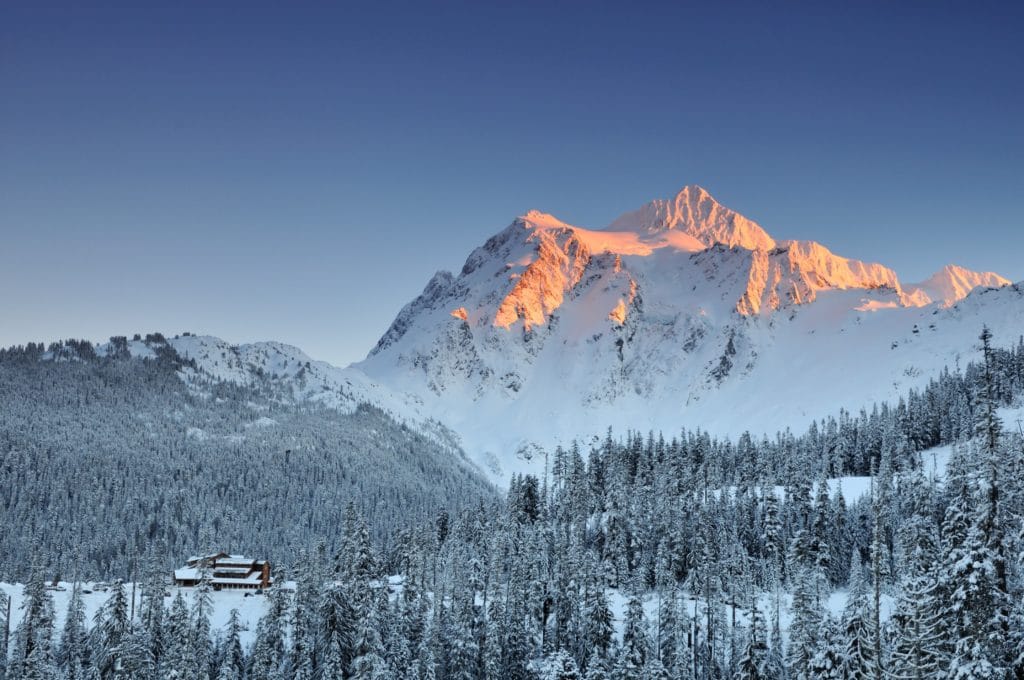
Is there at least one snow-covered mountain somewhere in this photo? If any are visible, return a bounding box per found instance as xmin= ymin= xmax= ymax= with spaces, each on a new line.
xmin=85 ymin=187 xmax=1017 ymax=482
xmin=350 ymin=185 xmax=1020 ymax=478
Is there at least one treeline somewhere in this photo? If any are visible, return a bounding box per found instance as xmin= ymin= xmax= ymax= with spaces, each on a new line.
xmin=596 ymin=334 xmax=1024 ymax=489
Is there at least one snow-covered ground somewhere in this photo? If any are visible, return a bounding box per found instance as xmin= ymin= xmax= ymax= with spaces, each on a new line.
xmin=2 ymin=576 xmax=892 ymax=656
xmin=0 ymin=582 xmax=278 ymax=649
xmin=607 ymin=587 xmax=895 ymax=641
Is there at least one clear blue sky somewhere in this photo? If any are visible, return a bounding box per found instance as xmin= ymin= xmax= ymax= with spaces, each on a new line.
xmin=2 ymin=1 xmax=1022 ymax=366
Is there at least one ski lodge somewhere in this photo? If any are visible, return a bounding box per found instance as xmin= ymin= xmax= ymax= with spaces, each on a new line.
xmin=173 ymin=552 xmax=272 ymax=590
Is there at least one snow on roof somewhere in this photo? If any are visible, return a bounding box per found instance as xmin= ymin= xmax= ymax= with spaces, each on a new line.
xmin=211 ymin=573 xmax=263 ymax=584
xmin=212 ymin=566 xmax=253 ymax=575
xmin=184 ymin=552 xmax=261 ymax=565
xmin=217 ymin=560 xmax=266 ymax=569
xmin=178 ymin=553 xmax=268 ymax=582
xmin=176 ymin=567 xmax=269 ymax=585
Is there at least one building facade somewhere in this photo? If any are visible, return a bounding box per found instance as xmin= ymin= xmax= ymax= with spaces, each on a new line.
xmin=173 ymin=552 xmax=272 ymax=590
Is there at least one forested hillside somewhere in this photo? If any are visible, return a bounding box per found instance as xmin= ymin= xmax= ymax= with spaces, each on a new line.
xmin=0 ymin=339 xmax=496 ymax=581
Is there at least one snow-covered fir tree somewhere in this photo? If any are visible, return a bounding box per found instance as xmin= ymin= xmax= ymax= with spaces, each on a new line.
xmin=0 ymin=330 xmax=1023 ymax=678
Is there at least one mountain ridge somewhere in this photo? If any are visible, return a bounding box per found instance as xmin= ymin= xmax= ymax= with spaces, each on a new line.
xmin=352 ymin=185 xmax=1019 ymax=478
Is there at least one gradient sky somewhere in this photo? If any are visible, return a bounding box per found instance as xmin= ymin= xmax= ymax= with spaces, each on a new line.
xmin=3 ymin=1 xmax=1022 ymax=366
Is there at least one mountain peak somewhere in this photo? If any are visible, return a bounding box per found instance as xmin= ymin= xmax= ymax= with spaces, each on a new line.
xmin=934 ymin=263 xmax=1008 ymax=282
xmin=517 ymin=209 xmax=573 ymax=230
xmin=675 ymin=183 xmax=712 ymax=200
xmin=607 ymin=185 xmax=777 ymax=252
xmin=906 ymin=264 xmax=1011 ymax=307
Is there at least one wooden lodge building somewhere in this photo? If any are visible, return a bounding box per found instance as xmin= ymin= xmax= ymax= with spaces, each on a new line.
xmin=173 ymin=552 xmax=272 ymax=591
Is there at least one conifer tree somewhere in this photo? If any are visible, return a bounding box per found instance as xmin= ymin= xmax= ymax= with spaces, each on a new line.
xmin=93 ymin=579 xmax=131 ymax=678
xmin=117 ymin=622 xmax=155 ymax=680
xmin=139 ymin=561 xmax=166 ymax=670
xmin=760 ymin=488 xmax=784 ymax=595
xmin=540 ymin=649 xmax=581 ymax=679
xmin=941 ymin=332 xmax=1014 ymax=678
xmin=583 ymin=650 xmax=610 ymax=680
xmin=840 ymin=553 xmax=875 ymax=678
xmin=350 ymin=586 xmax=389 ymax=679
xmin=192 ymin=576 xmax=214 ymax=679
xmin=806 ymin=618 xmax=842 ymax=679
xmin=786 ymin=564 xmax=823 ymax=680
xmin=890 ymin=471 xmax=950 ymax=678
xmin=290 ymin=579 xmax=317 ymax=680
xmin=248 ymin=582 xmax=287 ymax=680
xmin=654 ymin=588 xmax=681 ymax=676
xmin=11 ymin=570 xmax=56 ymax=680
xmin=735 ymin=595 xmax=768 ymax=680
xmin=321 ymin=580 xmax=357 ymax=676
xmin=216 ymin=610 xmax=245 ymax=680
xmin=763 ymin=594 xmax=786 ymax=680
xmin=811 ymin=477 xmax=833 ymax=587
xmin=58 ymin=582 xmax=90 ymax=679
xmin=946 ymin=495 xmax=1012 ymax=677
xmin=867 ymin=495 xmax=889 ymax=679
xmin=481 ymin=600 xmax=505 ymax=680
xmin=161 ymin=592 xmax=198 ymax=680
xmin=616 ymin=596 xmax=650 ymax=680
xmin=582 ymin=581 xmax=614 ymax=662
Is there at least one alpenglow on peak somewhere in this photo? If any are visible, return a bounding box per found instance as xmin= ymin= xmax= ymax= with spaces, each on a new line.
xmin=606 ymin=185 xmax=777 ymax=252
xmin=351 ymin=181 xmax=1017 ymax=480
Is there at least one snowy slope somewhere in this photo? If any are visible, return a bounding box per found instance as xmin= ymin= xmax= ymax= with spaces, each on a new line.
xmin=163 ymin=335 xmax=394 ymax=413
xmin=352 ymin=185 xmax=1021 ymax=480
xmin=95 ymin=334 xmax=462 ymax=452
